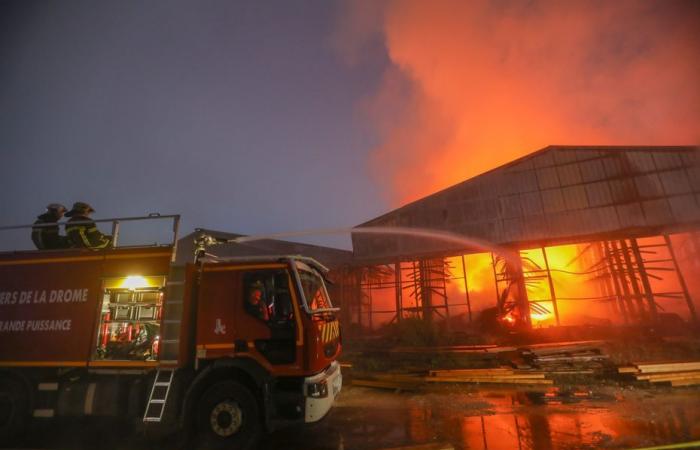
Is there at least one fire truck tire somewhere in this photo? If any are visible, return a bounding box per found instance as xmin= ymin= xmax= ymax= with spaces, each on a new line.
xmin=0 ymin=377 xmax=29 ymax=444
xmin=196 ymin=380 xmax=261 ymax=450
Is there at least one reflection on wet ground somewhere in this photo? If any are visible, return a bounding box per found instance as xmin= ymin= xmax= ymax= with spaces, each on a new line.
xmin=9 ymin=385 xmax=700 ymax=450
xmin=262 ymin=385 xmax=700 ymax=449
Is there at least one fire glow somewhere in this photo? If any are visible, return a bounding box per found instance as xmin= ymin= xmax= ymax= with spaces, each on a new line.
xmin=447 ymin=244 xmax=593 ymax=325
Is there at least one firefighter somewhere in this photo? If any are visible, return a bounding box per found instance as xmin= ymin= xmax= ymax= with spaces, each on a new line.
xmin=247 ymin=280 xmax=270 ymax=321
xmin=65 ymin=202 xmax=112 ymax=250
xmin=31 ymin=203 xmax=69 ymax=250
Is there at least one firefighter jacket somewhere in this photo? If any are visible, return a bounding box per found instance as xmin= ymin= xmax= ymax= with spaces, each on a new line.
xmin=31 ymin=212 xmax=69 ymax=250
xmin=66 ymin=214 xmax=112 ymax=250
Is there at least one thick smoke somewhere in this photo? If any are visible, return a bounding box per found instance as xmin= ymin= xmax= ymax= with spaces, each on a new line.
xmin=335 ymin=0 xmax=700 ymax=204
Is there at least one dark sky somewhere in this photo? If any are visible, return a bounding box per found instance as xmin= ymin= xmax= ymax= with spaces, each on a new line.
xmin=0 ymin=0 xmax=390 ymax=249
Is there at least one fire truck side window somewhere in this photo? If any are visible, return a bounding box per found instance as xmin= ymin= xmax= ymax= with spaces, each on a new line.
xmin=243 ymin=270 xmax=294 ymax=325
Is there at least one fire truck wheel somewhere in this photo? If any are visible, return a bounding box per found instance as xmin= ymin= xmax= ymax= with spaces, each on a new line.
xmin=196 ymin=380 xmax=261 ymax=450
xmin=0 ymin=377 xmax=29 ymax=443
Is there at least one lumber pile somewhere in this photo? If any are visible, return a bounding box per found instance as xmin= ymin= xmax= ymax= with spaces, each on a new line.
xmin=617 ymin=361 xmax=700 ymax=387
xmin=516 ymin=341 xmax=610 ymax=375
xmin=351 ymin=367 xmax=554 ymax=390
xmin=426 ymin=367 xmax=553 ymax=385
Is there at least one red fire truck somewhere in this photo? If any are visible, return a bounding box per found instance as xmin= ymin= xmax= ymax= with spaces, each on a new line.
xmin=0 ymin=215 xmax=342 ymax=449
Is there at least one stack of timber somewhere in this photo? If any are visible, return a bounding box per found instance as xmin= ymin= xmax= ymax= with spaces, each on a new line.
xmin=350 ymin=367 xmax=554 ymax=390
xmin=425 ymin=367 xmax=553 ymax=385
xmin=618 ymin=361 xmax=700 ymax=387
xmin=515 ymin=341 xmax=611 ymax=375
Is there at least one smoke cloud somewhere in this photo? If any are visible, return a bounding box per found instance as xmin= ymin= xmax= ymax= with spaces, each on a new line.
xmin=335 ymin=0 xmax=700 ymax=204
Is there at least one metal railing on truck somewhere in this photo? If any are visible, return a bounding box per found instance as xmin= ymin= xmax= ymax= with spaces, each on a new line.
xmin=0 ymin=214 xmax=186 ymax=367
xmin=0 ymin=213 xmax=181 ymax=255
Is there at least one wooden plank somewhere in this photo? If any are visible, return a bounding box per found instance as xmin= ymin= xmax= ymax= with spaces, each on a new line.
xmin=351 ymin=379 xmax=421 ymax=390
xmin=544 ymin=370 xmax=595 ymax=375
xmin=367 ymin=373 xmax=424 ymax=382
xmin=428 ymin=368 xmax=514 ymax=376
xmin=523 ymin=340 xmax=606 ymax=349
xmin=389 ymin=345 xmax=495 ymax=353
xmin=423 ymin=376 xmax=553 ymax=385
xmin=430 ymin=372 xmax=546 ymax=380
xmin=638 ymin=375 xmax=700 ymax=381
xmin=636 ymin=371 xmax=700 ymax=381
xmin=534 ymin=355 xmax=607 ymax=363
xmin=617 ymin=366 xmax=639 ymax=373
xmin=671 ymin=378 xmax=700 ymax=387
xmin=485 ymin=346 xmax=518 ymax=353
xmin=634 ymin=362 xmax=700 ymax=373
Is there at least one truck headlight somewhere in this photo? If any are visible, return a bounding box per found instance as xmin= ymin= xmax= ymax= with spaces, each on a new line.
xmin=307 ymin=380 xmax=328 ymax=398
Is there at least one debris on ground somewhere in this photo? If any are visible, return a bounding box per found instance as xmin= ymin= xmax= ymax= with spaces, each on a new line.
xmin=513 ymin=340 xmax=613 ymax=375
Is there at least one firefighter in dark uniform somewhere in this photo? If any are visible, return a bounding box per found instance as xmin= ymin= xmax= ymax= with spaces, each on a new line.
xmin=65 ymin=202 xmax=112 ymax=250
xmin=31 ymin=203 xmax=69 ymax=250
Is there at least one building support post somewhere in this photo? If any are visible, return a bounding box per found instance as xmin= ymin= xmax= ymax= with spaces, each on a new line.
xmin=610 ymin=240 xmax=638 ymax=321
xmin=665 ymin=234 xmax=698 ymax=324
xmin=619 ymin=239 xmax=648 ymax=322
xmin=394 ymin=261 xmax=403 ymax=323
xmin=606 ymin=241 xmax=631 ymax=323
xmin=542 ymin=247 xmax=561 ymax=326
xmin=419 ymin=259 xmax=433 ymax=323
xmin=461 ymin=254 xmax=473 ymax=322
xmin=630 ymin=238 xmax=658 ymax=321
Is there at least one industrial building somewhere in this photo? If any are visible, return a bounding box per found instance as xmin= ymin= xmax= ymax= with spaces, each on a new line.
xmin=339 ymin=145 xmax=700 ymax=334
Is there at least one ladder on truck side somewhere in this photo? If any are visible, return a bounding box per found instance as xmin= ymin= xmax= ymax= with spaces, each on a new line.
xmin=143 ymin=263 xmax=186 ymax=423
xmin=143 ymin=368 xmax=175 ymax=422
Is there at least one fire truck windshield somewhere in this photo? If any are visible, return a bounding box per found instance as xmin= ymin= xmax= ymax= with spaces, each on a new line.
xmin=297 ymin=269 xmax=334 ymax=312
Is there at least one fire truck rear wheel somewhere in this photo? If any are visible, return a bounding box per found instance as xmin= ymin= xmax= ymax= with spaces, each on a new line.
xmin=196 ymin=380 xmax=261 ymax=450
xmin=0 ymin=377 xmax=29 ymax=443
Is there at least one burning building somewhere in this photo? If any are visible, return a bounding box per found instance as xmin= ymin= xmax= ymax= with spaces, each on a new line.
xmin=338 ymin=145 xmax=700 ymax=335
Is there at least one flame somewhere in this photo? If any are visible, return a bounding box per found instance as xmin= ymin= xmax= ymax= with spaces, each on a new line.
xmin=446 ymin=253 xmax=494 ymax=294
xmin=447 ymin=244 xmax=595 ymax=325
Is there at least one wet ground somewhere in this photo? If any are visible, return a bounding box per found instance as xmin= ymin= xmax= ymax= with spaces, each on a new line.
xmin=9 ymin=385 xmax=700 ymax=450
xmin=262 ymin=385 xmax=700 ymax=449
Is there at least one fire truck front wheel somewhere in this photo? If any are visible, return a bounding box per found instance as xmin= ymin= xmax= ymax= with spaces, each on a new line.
xmin=196 ymin=380 xmax=261 ymax=450
xmin=0 ymin=377 xmax=29 ymax=444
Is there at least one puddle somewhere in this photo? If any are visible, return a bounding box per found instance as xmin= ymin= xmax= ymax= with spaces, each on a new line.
xmin=263 ymin=386 xmax=700 ymax=449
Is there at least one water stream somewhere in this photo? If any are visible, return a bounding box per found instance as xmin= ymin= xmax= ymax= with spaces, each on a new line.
xmin=230 ymin=225 xmax=520 ymax=265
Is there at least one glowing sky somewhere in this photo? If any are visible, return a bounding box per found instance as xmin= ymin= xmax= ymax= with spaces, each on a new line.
xmin=335 ymin=0 xmax=700 ymax=204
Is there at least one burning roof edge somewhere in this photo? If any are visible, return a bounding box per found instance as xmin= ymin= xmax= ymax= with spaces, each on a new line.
xmin=354 ymin=145 xmax=699 ymax=228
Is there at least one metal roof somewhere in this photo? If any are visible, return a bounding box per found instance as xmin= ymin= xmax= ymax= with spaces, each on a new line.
xmin=352 ymin=146 xmax=700 ymax=261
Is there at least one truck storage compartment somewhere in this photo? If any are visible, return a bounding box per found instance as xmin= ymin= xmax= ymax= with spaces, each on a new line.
xmin=95 ymin=277 xmax=165 ymax=361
